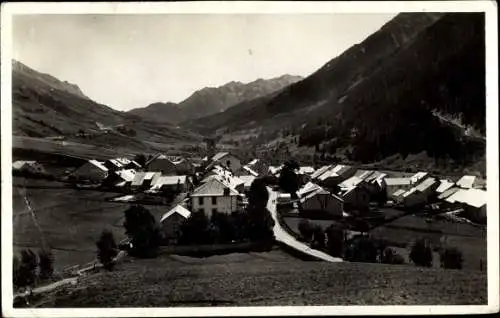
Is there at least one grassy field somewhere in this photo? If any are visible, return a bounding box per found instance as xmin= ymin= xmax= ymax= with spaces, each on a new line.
xmin=43 ymin=250 xmax=487 ymax=307
xmin=12 ymin=177 xmax=169 ymax=271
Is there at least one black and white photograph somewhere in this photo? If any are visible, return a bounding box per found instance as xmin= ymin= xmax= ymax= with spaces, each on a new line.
xmin=1 ymin=1 xmax=498 ymax=316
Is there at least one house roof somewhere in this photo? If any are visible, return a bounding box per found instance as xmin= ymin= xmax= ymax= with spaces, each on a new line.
xmin=445 ymin=188 xmax=487 ymax=208
xmin=89 ymin=160 xmax=109 ymax=172
xmin=438 ymin=187 xmax=460 ymax=200
xmin=115 ymin=169 xmax=136 ymax=182
xmin=310 ymin=165 xmax=332 ymax=179
xmin=298 ymin=166 xmax=315 ymax=175
xmin=402 ymin=187 xmax=419 ymax=198
xmin=392 ymin=189 xmax=407 ymax=197
xmin=13 ymin=160 xmax=37 ymax=170
xmin=318 ymin=165 xmax=352 ymax=181
xmin=364 ymin=171 xmax=387 ymax=183
xmin=247 ymin=159 xmax=259 ymax=166
xmin=238 ymin=175 xmax=256 ymax=187
xmin=300 ymin=186 xmax=343 ymax=203
xmin=414 ymin=177 xmax=437 ymax=192
xmin=339 ymin=176 xmax=365 ymax=189
xmin=131 ymin=172 xmax=147 ymax=186
xmin=410 ymin=171 xmax=428 ymax=183
xmin=211 ymin=152 xmax=230 ymax=162
xmin=150 ymin=175 xmax=188 ymax=190
xmin=436 ymin=179 xmax=455 ymax=193
xmin=160 ymin=205 xmax=192 ymax=223
xmin=268 ymin=165 xmax=283 ymax=175
xmin=242 ymin=165 xmax=259 ymax=177
xmin=456 ymin=175 xmax=477 ymax=189
xmin=298 ymin=181 xmax=322 ymax=197
xmin=384 ymin=177 xmax=412 ymax=186
xmin=354 ymin=170 xmax=375 ymax=180
xmin=191 ymin=178 xmax=239 ymax=196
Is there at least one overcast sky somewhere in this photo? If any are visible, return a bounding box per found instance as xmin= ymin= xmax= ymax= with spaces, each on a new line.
xmin=13 ymin=13 xmax=396 ymax=111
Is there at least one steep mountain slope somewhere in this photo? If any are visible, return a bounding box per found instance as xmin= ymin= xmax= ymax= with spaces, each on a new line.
xmin=188 ymin=13 xmax=485 ymax=172
xmin=129 ymin=75 xmax=303 ymax=124
xmin=12 ymin=60 xmax=202 ymax=154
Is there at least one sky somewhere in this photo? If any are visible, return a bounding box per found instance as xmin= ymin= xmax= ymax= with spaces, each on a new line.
xmin=12 ymin=13 xmax=396 ymax=111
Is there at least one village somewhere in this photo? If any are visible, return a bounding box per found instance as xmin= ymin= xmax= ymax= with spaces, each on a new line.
xmin=13 ymin=137 xmax=488 ymax=272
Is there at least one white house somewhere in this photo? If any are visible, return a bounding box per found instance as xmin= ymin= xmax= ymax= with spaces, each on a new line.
xmin=69 ymin=160 xmax=108 ymax=183
xmin=190 ymin=178 xmax=242 ymax=218
xmin=160 ymin=205 xmax=192 ymax=244
xmin=206 ymin=152 xmax=242 ymax=173
xmin=300 ymin=187 xmax=343 ymax=217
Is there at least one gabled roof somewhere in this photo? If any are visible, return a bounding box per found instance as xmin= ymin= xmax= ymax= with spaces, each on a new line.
xmin=438 ymin=187 xmax=460 ymax=200
xmin=310 ymin=165 xmax=332 ymax=179
xmin=150 ymin=175 xmax=188 ymax=190
xmin=384 ymin=177 xmax=412 ymax=186
xmin=88 ymin=160 xmax=109 ymax=172
xmin=456 ymin=175 xmax=477 ymax=189
xmin=402 ymin=187 xmax=419 ymax=198
xmin=354 ymin=170 xmax=375 ymax=180
xmin=268 ymin=165 xmax=283 ymax=175
xmin=238 ymin=175 xmax=256 ymax=187
xmin=414 ymin=177 xmax=437 ymax=192
xmin=115 ymin=169 xmax=136 ymax=182
xmin=191 ymin=178 xmax=239 ymax=196
xmin=436 ymin=179 xmax=455 ymax=193
xmin=318 ymin=165 xmax=352 ymax=181
xmin=298 ymin=166 xmax=315 ymax=175
xmin=298 ymin=181 xmax=322 ymax=197
xmin=13 ymin=160 xmax=37 ymax=170
xmin=242 ymin=165 xmax=259 ymax=177
xmin=300 ymin=186 xmax=343 ymax=203
xmin=445 ymin=188 xmax=487 ymax=208
xmin=392 ymin=189 xmax=407 ymax=197
xmin=247 ymin=159 xmax=259 ymax=166
xmin=410 ymin=171 xmax=428 ymax=183
xmin=339 ymin=176 xmax=365 ymax=189
xmin=145 ymin=153 xmax=175 ymax=166
xmin=160 ymin=205 xmax=192 ymax=223
xmin=211 ymin=152 xmax=230 ymax=162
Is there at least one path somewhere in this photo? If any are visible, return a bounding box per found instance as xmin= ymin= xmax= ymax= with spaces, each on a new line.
xmin=266 ymin=188 xmax=342 ymax=262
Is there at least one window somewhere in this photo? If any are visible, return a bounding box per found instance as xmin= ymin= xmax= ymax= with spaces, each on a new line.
xmin=212 ymin=196 xmax=217 ymax=205
xmin=198 ymin=197 xmax=204 ymax=205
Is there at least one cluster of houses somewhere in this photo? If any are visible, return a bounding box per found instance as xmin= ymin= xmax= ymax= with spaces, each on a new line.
xmin=13 ymin=151 xmax=488 ymax=242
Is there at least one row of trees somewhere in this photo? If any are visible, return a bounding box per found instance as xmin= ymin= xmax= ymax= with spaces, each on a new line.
xmin=297 ymin=219 xmax=463 ymax=269
xmin=13 ymin=249 xmax=54 ymax=289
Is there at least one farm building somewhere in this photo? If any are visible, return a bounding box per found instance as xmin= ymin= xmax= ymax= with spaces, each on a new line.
xmin=340 ymin=184 xmax=371 ymax=212
xmin=384 ymin=177 xmax=413 ymax=198
xmin=69 ymin=160 xmax=108 ymax=183
xmin=148 ymin=175 xmax=193 ymax=194
xmin=160 ymin=205 xmax=191 ymax=244
xmin=206 ymin=152 xmax=242 ymax=173
xmin=145 ymin=154 xmax=178 ymax=175
xmin=444 ymin=188 xmax=487 ymax=223
xmin=130 ymin=172 xmax=162 ymax=190
xmin=317 ymin=165 xmax=357 ymax=188
xmin=12 ymin=160 xmax=46 ymax=175
xmin=300 ymin=187 xmax=343 ymax=217
xmin=190 ymin=177 xmax=243 ymax=218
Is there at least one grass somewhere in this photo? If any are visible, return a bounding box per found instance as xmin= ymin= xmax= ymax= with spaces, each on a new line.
xmin=43 ymin=250 xmax=487 ymax=307
xmin=12 ymin=177 xmax=169 ymax=271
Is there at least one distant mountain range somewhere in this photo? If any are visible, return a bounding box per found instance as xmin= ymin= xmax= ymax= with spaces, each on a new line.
xmin=185 ymin=12 xmax=485 ymax=174
xmin=12 ymin=60 xmax=202 ymax=154
xmin=128 ymin=75 xmax=303 ymax=124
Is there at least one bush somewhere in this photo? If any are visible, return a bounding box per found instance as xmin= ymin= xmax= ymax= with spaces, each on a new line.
xmin=344 ymin=235 xmax=378 ymax=263
xmin=15 ymin=249 xmax=38 ymax=288
xmin=178 ymin=211 xmax=211 ymax=245
xmin=311 ymin=225 xmax=326 ymax=249
xmin=439 ymin=247 xmax=463 ymax=269
xmin=96 ymin=230 xmax=118 ymax=271
xmin=325 ymin=224 xmax=345 ymax=257
xmin=38 ymin=249 xmax=54 ymax=280
xmin=410 ymin=238 xmax=433 ymax=267
xmin=298 ymin=219 xmax=314 ymax=242
xmin=381 ymin=247 xmax=405 ymax=265
xmin=123 ymin=205 xmax=161 ymax=257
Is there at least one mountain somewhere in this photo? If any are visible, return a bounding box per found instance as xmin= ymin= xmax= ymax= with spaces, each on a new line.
xmin=128 ymin=74 xmax=303 ymax=124
xmin=187 ymin=13 xmax=485 ymax=173
xmin=12 ymin=60 xmax=202 ymax=155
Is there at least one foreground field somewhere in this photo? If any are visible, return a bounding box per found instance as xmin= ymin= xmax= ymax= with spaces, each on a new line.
xmin=12 ymin=177 xmax=168 ymax=271
xmin=45 ymin=250 xmax=487 ymax=306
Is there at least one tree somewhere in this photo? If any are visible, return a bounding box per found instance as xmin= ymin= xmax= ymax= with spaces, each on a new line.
xmin=178 ymin=211 xmax=211 ymax=245
xmin=311 ymin=225 xmax=325 ymax=249
xmin=381 ymin=247 xmax=405 ymax=264
xmin=410 ymin=238 xmax=433 ymax=267
xmin=246 ymin=178 xmax=275 ymax=243
xmin=38 ymin=249 xmax=54 ymax=280
xmin=123 ymin=205 xmax=160 ymax=257
xmin=15 ymin=249 xmax=38 ymax=288
xmin=439 ymin=247 xmax=463 ymax=269
xmin=325 ymin=224 xmax=345 ymax=257
xmin=211 ymin=212 xmax=236 ymax=243
xmin=298 ymin=219 xmax=314 ymax=242
xmin=96 ymin=230 xmax=118 ymax=271
xmin=134 ymin=154 xmax=147 ymax=168
xmin=278 ymin=161 xmax=300 ymax=196
xmin=344 ymin=235 xmax=378 ymax=263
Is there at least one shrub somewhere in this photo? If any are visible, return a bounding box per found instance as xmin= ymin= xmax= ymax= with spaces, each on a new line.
xmin=410 ymin=238 xmax=433 ymax=267
xmin=298 ymin=219 xmax=314 ymax=242
xmin=381 ymin=247 xmax=405 ymax=265
xmin=439 ymin=247 xmax=463 ymax=269
xmin=178 ymin=211 xmax=211 ymax=245
xmin=96 ymin=230 xmax=118 ymax=271
xmin=311 ymin=225 xmax=326 ymax=249
xmin=38 ymin=249 xmax=54 ymax=280
xmin=344 ymin=235 xmax=378 ymax=263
